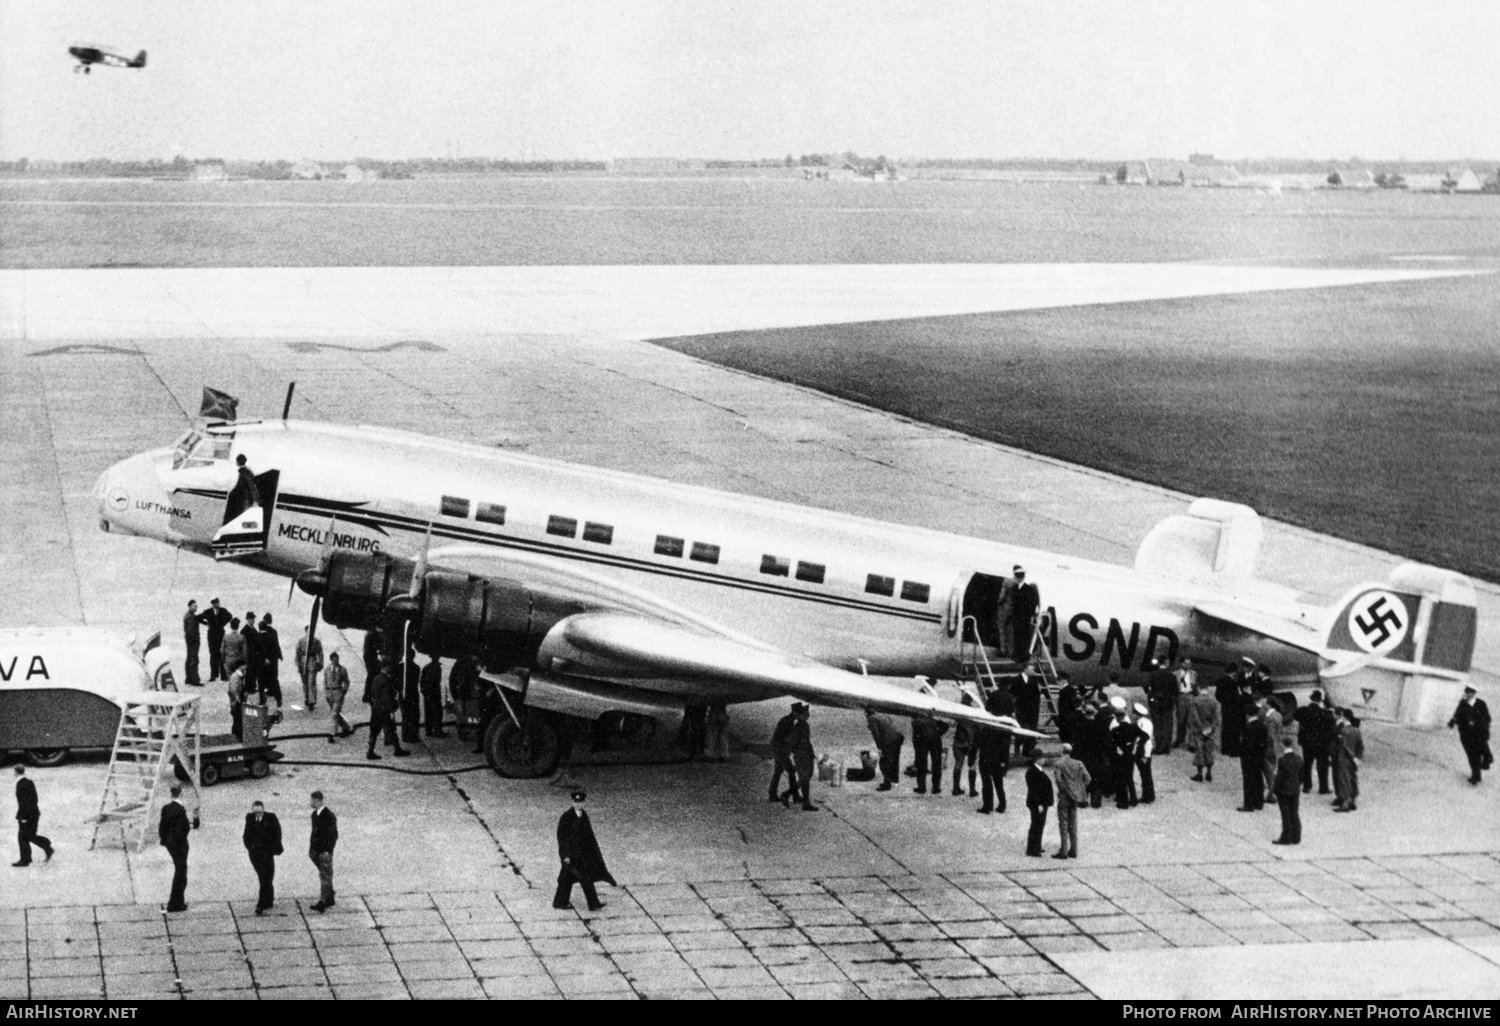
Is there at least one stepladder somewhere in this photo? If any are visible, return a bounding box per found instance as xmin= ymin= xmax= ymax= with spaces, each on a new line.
xmin=91 ymin=692 xmax=202 ymax=853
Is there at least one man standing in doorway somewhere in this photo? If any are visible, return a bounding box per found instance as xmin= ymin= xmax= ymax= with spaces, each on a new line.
xmin=1011 ymin=568 xmax=1041 ymax=664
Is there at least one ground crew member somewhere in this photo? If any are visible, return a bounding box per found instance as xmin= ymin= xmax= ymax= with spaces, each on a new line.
xmin=222 ymin=616 xmax=246 ymax=678
xmin=242 ymin=800 xmax=283 ymax=914
xmin=865 ymin=709 xmax=905 ymax=792
xmin=309 ymin=791 xmax=338 ymax=912
xmin=789 ymin=704 xmax=816 ymax=810
xmin=1024 ymin=749 xmax=1054 ymax=857
xmin=203 ymin=598 xmax=231 ymax=682
xmin=976 ymin=692 xmax=1013 ymax=814
xmin=1448 ymin=686 xmax=1493 ymax=785
xmin=768 ymin=703 xmax=801 ymax=804
xmin=950 ymin=690 xmax=979 ymax=797
xmin=1272 ymin=736 xmax=1304 ymax=845
xmin=1185 ymin=678 xmax=1220 ymax=782
xmin=400 ymin=647 xmax=422 ymax=744
xmin=295 ymin=627 xmax=323 ymax=710
xmin=324 ymin=652 xmax=351 ymax=741
xmin=182 ymin=599 xmax=205 ymax=686
xmin=158 ymin=785 xmax=191 ymax=912
xmin=12 ymin=765 xmax=54 ymax=867
xmin=420 ymin=654 xmax=446 ymax=737
xmin=553 ymin=791 xmax=614 ymax=912
xmin=1052 ymin=744 xmax=1090 ymax=860
xmin=365 ymin=661 xmax=409 ymax=760
xmin=911 ymin=707 xmax=947 ymax=796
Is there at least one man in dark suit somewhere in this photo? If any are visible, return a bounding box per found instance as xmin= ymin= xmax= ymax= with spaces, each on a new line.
xmin=400 ymin=647 xmax=422 ymax=744
xmin=241 ymin=613 xmax=263 ymax=699
xmin=1272 ymin=737 xmax=1304 ymax=845
xmin=1293 ymin=690 xmax=1336 ymax=795
xmin=182 ymin=599 xmax=206 ymax=686
xmin=420 ymin=655 xmax=447 ymax=738
xmin=309 ymin=791 xmax=338 ymax=912
xmin=13 ymin=765 xmax=54 ymax=867
xmin=553 ymin=791 xmax=615 ymax=912
xmin=1237 ymin=710 xmax=1269 ymax=812
xmin=365 ymin=660 xmax=409 ymax=759
xmin=975 ymin=691 xmax=1014 ymax=814
xmin=768 ymin=702 xmax=800 ymax=804
xmin=910 ymin=707 xmax=948 ymax=797
xmin=1011 ymin=568 xmax=1041 ymax=663
xmin=158 ymin=785 xmax=191 ymax=911
xmin=202 ymin=598 xmax=232 ymax=682
xmin=1023 ymin=749 xmax=1054 ymax=857
xmin=258 ymin=613 xmax=284 ymax=712
xmin=242 ymin=800 xmax=283 ymax=914
xmin=1448 ymin=686 xmax=1494 ymax=785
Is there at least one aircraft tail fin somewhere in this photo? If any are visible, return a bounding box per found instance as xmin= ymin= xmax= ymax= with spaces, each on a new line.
xmin=131 ymin=50 xmax=147 ymax=67
xmin=1136 ymin=499 xmax=1263 ymax=580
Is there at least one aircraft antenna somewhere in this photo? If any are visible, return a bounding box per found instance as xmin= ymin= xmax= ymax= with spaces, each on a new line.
xmin=282 ymin=381 xmax=297 ymax=421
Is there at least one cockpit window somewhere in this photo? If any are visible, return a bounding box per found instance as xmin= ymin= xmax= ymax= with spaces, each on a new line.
xmin=172 ymin=429 xmax=231 ymax=470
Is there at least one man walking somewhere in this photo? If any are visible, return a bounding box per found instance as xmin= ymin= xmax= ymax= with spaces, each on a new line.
xmin=1448 ymin=686 xmax=1493 ymax=785
xmin=553 ymin=791 xmax=615 ymax=912
xmin=159 ymin=785 xmax=191 ymax=912
xmin=258 ymin=613 xmax=284 ymax=713
xmin=1333 ymin=709 xmax=1364 ymax=812
xmin=242 ymin=800 xmax=283 ymax=914
xmin=1185 ymin=678 xmax=1220 ymax=783
xmin=365 ymin=660 xmax=410 ymax=759
xmin=309 ymin=791 xmax=338 ymax=912
xmin=1024 ymin=749 xmax=1054 ymax=857
xmin=12 ymin=766 xmax=54 ymax=867
xmin=1237 ymin=709 xmax=1269 ymax=812
xmin=865 ymin=709 xmax=905 ymax=792
xmin=1052 ymin=743 xmax=1091 ymax=860
xmin=1294 ymin=691 xmax=1335 ymax=795
xmin=182 ymin=599 xmax=206 ymax=686
xmin=768 ymin=702 xmax=800 ymax=805
xmin=295 ymin=626 xmax=323 ymax=711
xmin=1272 ymin=735 xmax=1304 ymax=845
xmin=420 ymin=654 xmax=446 ymax=737
xmin=202 ymin=598 xmax=231 ymax=682
xmin=324 ymin=652 xmax=352 ymax=741
xmin=911 ymin=709 xmax=947 ymax=796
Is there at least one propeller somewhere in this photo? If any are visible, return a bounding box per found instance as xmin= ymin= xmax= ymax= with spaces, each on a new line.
xmin=290 ymin=516 xmax=339 ymax=686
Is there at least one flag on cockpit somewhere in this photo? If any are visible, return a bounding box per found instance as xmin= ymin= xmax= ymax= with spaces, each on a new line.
xmin=200 ymin=387 xmax=239 ymax=422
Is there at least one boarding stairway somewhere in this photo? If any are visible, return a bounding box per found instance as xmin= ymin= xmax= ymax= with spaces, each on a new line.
xmin=90 ymin=693 xmax=202 ymax=853
xmin=958 ymin=612 xmax=1062 ymax=735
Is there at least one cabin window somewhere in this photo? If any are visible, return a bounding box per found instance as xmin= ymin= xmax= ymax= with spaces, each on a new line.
xmin=690 ymin=542 xmax=720 ymax=564
xmin=655 ymin=535 xmax=684 ymax=558
xmin=760 ymin=554 xmax=790 ymax=577
xmin=796 ymin=561 xmax=826 ymax=584
xmin=900 ymin=581 xmax=931 ymax=604
xmin=547 ymin=515 xmax=578 ymax=538
xmin=476 ymin=502 xmax=506 ymax=526
xmin=583 ymin=522 xmax=614 ymax=545
xmin=440 ymin=496 xmax=470 ymax=518
xmin=865 ymin=574 xmax=895 ymax=597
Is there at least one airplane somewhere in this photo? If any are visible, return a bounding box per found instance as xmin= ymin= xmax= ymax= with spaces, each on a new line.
xmin=93 ymin=388 xmax=1478 ymax=777
xmin=68 ymin=45 xmax=147 ymax=74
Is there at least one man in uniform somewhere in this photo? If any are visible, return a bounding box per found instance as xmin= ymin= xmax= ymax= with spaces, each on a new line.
xmin=1146 ymin=659 xmax=1176 ymax=755
xmin=158 ymin=785 xmax=191 ymax=912
xmin=768 ymin=702 xmax=801 ymax=805
xmin=1023 ymin=748 xmax=1054 ymax=857
xmin=1185 ymin=677 xmax=1220 ymax=782
xmin=182 ymin=599 xmax=206 ymax=686
xmin=1237 ymin=708 xmax=1269 ymax=812
xmin=365 ymin=659 xmax=409 ymax=759
xmin=1448 ymin=686 xmax=1493 ymax=785
xmin=242 ymin=800 xmax=283 ymax=914
xmin=295 ymin=626 xmax=324 ymax=711
xmin=309 ymin=791 xmax=338 ymax=912
xmin=553 ymin=791 xmax=615 ymax=912
xmin=1293 ymin=691 xmax=1336 ymax=794
xmin=1109 ymin=698 xmax=1144 ymax=808
xmin=324 ymin=652 xmax=352 ymax=741
xmin=258 ymin=613 xmax=284 ymax=713
xmin=975 ymin=692 xmax=1014 ymax=814
xmin=202 ymin=598 xmax=232 ymax=682
xmin=400 ymin=646 xmax=422 ymax=744
xmin=1133 ymin=702 xmax=1156 ymax=804
xmin=420 ymin=654 xmax=447 ymax=737
xmin=12 ymin=765 xmax=54 ymax=867
xmin=1271 ymin=734 xmax=1304 ymax=845
xmin=865 ymin=709 xmax=905 ymax=793
xmin=1052 ymin=743 xmax=1091 ymax=860
xmin=911 ymin=702 xmax=948 ymax=796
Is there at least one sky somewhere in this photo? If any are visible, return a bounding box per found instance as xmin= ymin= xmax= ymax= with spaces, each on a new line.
xmin=1 ymin=0 xmax=1497 ymax=162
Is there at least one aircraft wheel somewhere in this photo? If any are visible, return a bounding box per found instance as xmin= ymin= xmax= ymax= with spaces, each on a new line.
xmin=483 ymin=712 xmax=561 ymax=779
xmin=25 ymin=748 xmax=68 ymax=767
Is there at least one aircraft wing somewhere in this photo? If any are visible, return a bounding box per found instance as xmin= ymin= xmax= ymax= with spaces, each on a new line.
xmin=544 ymin=610 xmax=1046 ymax=738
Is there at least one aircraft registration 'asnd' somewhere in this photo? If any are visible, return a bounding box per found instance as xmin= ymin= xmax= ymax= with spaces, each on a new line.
xmin=93 ymin=387 xmax=1478 ymax=778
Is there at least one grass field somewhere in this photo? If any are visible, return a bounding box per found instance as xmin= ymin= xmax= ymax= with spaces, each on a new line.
xmin=5 ymin=175 xmax=1499 ymax=580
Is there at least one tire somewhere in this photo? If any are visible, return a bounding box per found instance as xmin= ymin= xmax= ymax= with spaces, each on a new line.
xmin=483 ymin=712 xmax=562 ymax=779
xmin=249 ymin=758 xmax=269 ymax=780
xmin=201 ymin=762 xmax=221 ymax=787
xmin=25 ymin=748 xmax=68 ymax=767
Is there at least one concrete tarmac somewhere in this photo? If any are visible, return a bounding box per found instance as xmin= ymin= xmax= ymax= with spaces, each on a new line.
xmin=1 ymin=264 xmax=1497 ymax=1000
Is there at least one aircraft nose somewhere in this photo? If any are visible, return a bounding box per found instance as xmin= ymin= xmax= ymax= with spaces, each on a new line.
xmin=96 ymin=452 xmax=167 ymax=538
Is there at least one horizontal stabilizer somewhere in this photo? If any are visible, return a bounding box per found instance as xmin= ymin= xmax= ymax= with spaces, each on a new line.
xmin=1193 ymin=601 xmax=1323 ymax=656
xmin=546 ymin=611 xmax=1044 ymax=738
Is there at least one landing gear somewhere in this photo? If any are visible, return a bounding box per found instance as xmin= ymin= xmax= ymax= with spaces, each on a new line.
xmin=483 ymin=711 xmax=562 ymax=778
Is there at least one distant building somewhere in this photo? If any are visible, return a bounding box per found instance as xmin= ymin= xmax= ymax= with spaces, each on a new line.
xmin=1143 ymin=159 xmax=1240 ymax=186
xmin=290 ymin=159 xmax=325 ymax=180
xmin=190 ymin=162 xmax=227 ymax=182
xmin=340 ymin=164 xmax=375 ymax=182
xmin=1450 ymin=168 xmax=1483 ymax=193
